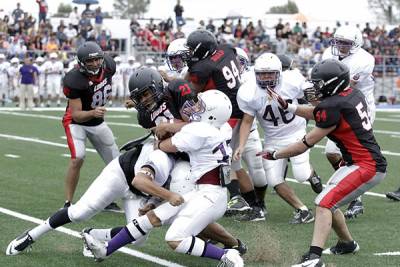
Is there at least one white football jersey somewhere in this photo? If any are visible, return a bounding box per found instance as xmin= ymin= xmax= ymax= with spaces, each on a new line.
xmin=238 ymin=67 xmax=257 ymax=131
xmin=172 ymin=122 xmax=232 ymax=182
xmin=113 ymin=63 xmax=124 ymax=83
xmin=33 ymin=63 xmax=46 ymax=87
xmin=159 ymin=63 xmax=188 ymax=80
xmin=237 ymin=76 xmax=306 ymax=142
xmin=0 ymin=61 xmax=10 ymax=81
xmin=322 ymin=47 xmax=375 ymax=105
xmin=43 ymin=60 xmax=64 ymax=76
xmin=124 ymin=62 xmax=141 ymax=77
xmin=8 ymin=64 xmax=20 ymax=80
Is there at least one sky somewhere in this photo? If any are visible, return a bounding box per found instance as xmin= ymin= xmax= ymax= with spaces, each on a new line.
xmin=0 ymin=0 xmax=377 ymax=26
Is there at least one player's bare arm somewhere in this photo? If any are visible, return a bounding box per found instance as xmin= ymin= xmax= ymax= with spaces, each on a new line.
xmin=155 ymin=138 xmax=179 ymax=153
xmin=151 ymin=120 xmax=187 ymax=140
xmin=233 ymin=113 xmax=254 ymax=161
xmin=293 ymin=105 xmax=316 ymax=120
xmin=132 ymin=168 xmax=184 ymax=206
xmin=69 ymin=98 xmax=105 ymax=122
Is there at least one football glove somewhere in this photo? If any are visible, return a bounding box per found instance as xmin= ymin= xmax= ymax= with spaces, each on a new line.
xmin=256 ymin=150 xmax=277 ymax=160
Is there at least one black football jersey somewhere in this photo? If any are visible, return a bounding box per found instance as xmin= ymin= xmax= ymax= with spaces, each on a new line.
xmin=137 ymin=79 xmax=192 ymax=128
xmin=314 ymin=88 xmax=386 ymax=172
xmin=188 ymin=44 xmax=243 ymax=119
xmin=63 ymin=54 xmax=116 ymax=126
xmin=118 ymin=144 xmax=146 ymax=196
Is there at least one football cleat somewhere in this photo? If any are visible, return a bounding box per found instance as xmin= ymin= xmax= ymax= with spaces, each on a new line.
xmin=308 ymin=172 xmax=323 ymax=193
xmin=292 ymin=252 xmax=325 ymax=267
xmin=6 ymin=230 xmax=34 ymax=256
xmin=81 ymin=232 xmax=107 ymax=262
xmin=224 ymin=239 xmax=248 ymax=256
xmin=323 ymin=240 xmax=360 ymax=255
xmin=386 ymin=189 xmax=400 ymax=201
xmin=225 ymin=195 xmax=251 ymax=216
xmin=218 ymin=249 xmax=244 ymax=267
xmin=81 ymin=228 xmax=94 ymax=258
xmin=103 ymin=202 xmax=124 ymax=213
xmin=63 ymin=201 xmax=71 ymax=208
xmin=236 ymin=206 xmax=266 ymax=222
xmin=289 ymin=209 xmax=315 ymax=224
xmin=344 ymin=199 xmax=364 ymax=219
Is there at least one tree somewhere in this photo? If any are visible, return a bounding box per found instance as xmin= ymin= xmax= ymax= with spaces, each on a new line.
xmin=57 ymin=3 xmax=72 ymax=16
xmin=113 ymin=0 xmax=151 ymax=19
xmin=368 ymin=0 xmax=400 ymax=23
xmin=268 ymin=0 xmax=299 ymax=14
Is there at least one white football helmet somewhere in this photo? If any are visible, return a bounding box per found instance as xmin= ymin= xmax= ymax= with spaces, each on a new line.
xmin=235 ymin=47 xmax=249 ymax=74
xmin=169 ymin=161 xmax=195 ymax=194
xmin=166 ymin=38 xmax=190 ymax=72
xmin=128 ymin=55 xmax=135 ymax=63
xmin=11 ymin=57 xmax=19 ymax=64
xmin=49 ymin=52 xmax=58 ymax=59
xmin=254 ymin=52 xmax=282 ymax=89
xmin=36 ymin=56 xmax=44 ymax=63
xmin=114 ymin=56 xmax=122 ymax=63
xmin=181 ymin=90 xmax=232 ymax=128
xmin=331 ymin=26 xmax=363 ymax=57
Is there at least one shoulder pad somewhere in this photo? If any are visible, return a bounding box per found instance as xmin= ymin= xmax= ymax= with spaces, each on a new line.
xmin=104 ymin=54 xmax=116 ymax=75
xmin=63 ymin=69 xmax=89 ymax=90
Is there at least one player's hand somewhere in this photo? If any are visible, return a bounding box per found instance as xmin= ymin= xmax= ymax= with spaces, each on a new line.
xmin=151 ymin=122 xmax=173 ymax=140
xmin=124 ymin=99 xmax=135 ymax=109
xmin=256 ymin=150 xmax=277 ymax=160
xmin=138 ymin=203 xmax=156 ymax=216
xmin=233 ymin=146 xmax=245 ymax=161
xmin=266 ymin=87 xmax=288 ymax=110
xmin=159 ymin=70 xmax=171 ymax=82
xmin=93 ymin=107 xmax=106 ymax=118
xmin=168 ymin=192 xmax=184 ymax=206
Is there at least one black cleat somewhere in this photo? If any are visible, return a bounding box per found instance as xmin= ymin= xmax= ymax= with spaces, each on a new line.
xmin=236 ymin=206 xmax=266 ymax=222
xmin=224 ymin=239 xmax=248 ymax=256
xmin=292 ymin=252 xmax=325 ymax=267
xmin=344 ymin=199 xmax=364 ymax=219
xmin=386 ymin=189 xmax=400 ymax=201
xmin=289 ymin=209 xmax=314 ymax=224
xmin=323 ymin=240 xmax=360 ymax=255
xmin=308 ymin=172 xmax=323 ymax=193
xmin=225 ymin=195 xmax=251 ymax=216
xmin=103 ymin=202 xmax=123 ymax=213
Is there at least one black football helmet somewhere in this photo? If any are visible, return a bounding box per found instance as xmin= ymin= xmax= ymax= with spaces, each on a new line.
xmin=277 ymin=54 xmax=293 ymax=71
xmin=77 ymin=41 xmax=104 ymax=76
xmin=129 ymin=67 xmax=165 ymax=113
xmin=185 ymin=30 xmax=217 ymax=63
xmin=308 ymin=59 xmax=350 ymax=100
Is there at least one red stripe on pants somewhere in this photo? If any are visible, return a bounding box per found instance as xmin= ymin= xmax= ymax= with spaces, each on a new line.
xmin=62 ymin=108 xmax=76 ymax=159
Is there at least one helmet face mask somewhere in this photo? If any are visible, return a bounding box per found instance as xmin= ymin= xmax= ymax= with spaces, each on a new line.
xmin=167 ymin=51 xmax=191 ymax=72
xmin=331 ymin=38 xmax=354 ymax=57
xmin=255 ymin=70 xmax=280 ymax=89
xmin=130 ymin=84 xmax=162 ymax=113
xmin=84 ymin=56 xmax=104 ymax=75
xmin=180 ymin=98 xmax=204 ymax=122
xmin=77 ymin=41 xmax=105 ymax=76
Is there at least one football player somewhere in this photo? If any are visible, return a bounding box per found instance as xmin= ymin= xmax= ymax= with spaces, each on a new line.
xmin=0 ymin=54 xmax=10 ymax=106
xmin=234 ymin=52 xmax=322 ymax=224
xmin=184 ymin=29 xmax=254 ymax=215
xmin=263 ymin=59 xmax=386 ymax=267
xmin=8 ymin=57 xmax=20 ymax=104
xmin=43 ymin=52 xmax=64 ymax=107
xmin=33 ymin=56 xmax=46 ymax=107
xmin=61 ymin=41 xmax=121 ymax=212
xmin=110 ymin=56 xmax=125 ymax=106
xmin=83 ymin=90 xmax=244 ymax=267
xmin=321 ymin=26 xmax=375 ymax=219
xmin=159 ymin=38 xmax=190 ymax=82
xmin=229 ymin=47 xmax=267 ymax=221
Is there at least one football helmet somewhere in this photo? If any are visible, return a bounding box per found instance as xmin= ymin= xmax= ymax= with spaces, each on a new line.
xmin=254 ymin=53 xmax=282 ymax=89
xmin=181 ymin=89 xmax=232 ymax=128
xmin=77 ymin=41 xmax=105 ymax=76
xmin=114 ymin=56 xmax=122 ymax=63
xmin=128 ymin=67 xmax=165 ymax=113
xmin=166 ymin=38 xmax=190 ymax=72
xmin=36 ymin=56 xmax=44 ymax=63
xmin=169 ymin=161 xmax=195 ymax=194
xmin=10 ymin=57 xmax=19 ymax=64
xmin=235 ymin=47 xmax=249 ymax=74
xmin=308 ymin=59 xmax=350 ymax=100
xmin=277 ymin=54 xmax=293 ymax=71
xmin=165 ymin=82 xmax=197 ymax=113
xmin=331 ymin=26 xmax=363 ymax=57
xmin=185 ymin=29 xmax=217 ymax=63
xmin=128 ymin=56 xmax=135 ymax=63
xmin=49 ymin=52 xmax=58 ymax=59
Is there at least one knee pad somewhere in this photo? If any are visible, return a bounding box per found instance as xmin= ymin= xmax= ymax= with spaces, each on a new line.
xmin=173 ymin=236 xmax=205 ymax=256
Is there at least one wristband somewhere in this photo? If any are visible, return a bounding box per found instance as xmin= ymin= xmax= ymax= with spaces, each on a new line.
xmin=272 ymin=151 xmax=278 ymax=160
xmin=287 ymin=103 xmax=298 ymax=113
xmin=302 ymin=135 xmax=314 ymax=148
xmin=157 ymin=140 xmax=163 ymax=150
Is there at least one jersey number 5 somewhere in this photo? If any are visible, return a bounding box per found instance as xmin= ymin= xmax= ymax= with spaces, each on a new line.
xmin=356 ymin=102 xmax=372 ymax=131
xmin=222 ymin=60 xmax=240 ymax=89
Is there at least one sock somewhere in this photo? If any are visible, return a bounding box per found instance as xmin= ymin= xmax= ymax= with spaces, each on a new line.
xmin=299 ymin=205 xmax=308 ymax=211
xmin=111 ymin=227 xmax=124 ymax=238
xmin=227 ymin=180 xmax=240 ymax=198
xmin=242 ymin=190 xmax=258 ymax=207
xmin=106 ymin=227 xmax=134 ymax=256
xmin=175 ymin=236 xmax=207 ymax=256
xmin=202 ymin=242 xmax=225 ymax=260
xmin=254 ymin=185 xmax=268 ymax=203
xmin=48 ymin=208 xmax=71 ymax=228
xmin=309 ymin=246 xmax=323 ymax=257
xmin=125 ymin=215 xmax=153 ymax=241
xmin=87 ymin=228 xmax=122 ymax=242
xmin=28 ymin=219 xmax=53 ymax=241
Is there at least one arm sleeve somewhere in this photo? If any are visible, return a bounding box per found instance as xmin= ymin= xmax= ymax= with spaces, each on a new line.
xmin=189 ymin=63 xmax=211 ymax=85
xmin=137 ymin=111 xmax=155 ymax=129
xmin=313 ymin=103 xmax=341 ymax=128
xmin=63 ymin=86 xmax=81 ymax=99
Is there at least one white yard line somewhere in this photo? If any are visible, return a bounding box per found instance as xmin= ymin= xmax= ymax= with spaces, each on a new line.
xmin=4 ymin=154 xmax=20 ymax=158
xmin=0 ymin=206 xmax=185 ymax=267
xmin=373 ymin=252 xmax=400 ymax=256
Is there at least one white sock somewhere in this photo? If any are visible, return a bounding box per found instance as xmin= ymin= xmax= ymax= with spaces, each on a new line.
xmin=299 ymin=205 xmax=308 ymax=211
xmin=28 ymin=219 xmax=53 ymax=241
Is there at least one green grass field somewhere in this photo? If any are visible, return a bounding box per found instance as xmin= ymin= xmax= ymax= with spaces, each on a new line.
xmin=0 ymin=108 xmax=399 ymax=267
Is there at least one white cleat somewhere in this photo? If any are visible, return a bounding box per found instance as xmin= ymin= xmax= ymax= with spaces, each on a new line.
xmin=81 ymin=233 xmax=107 ymax=262
xmin=6 ymin=230 xmax=34 ymax=256
xmin=218 ymin=249 xmax=244 ymax=267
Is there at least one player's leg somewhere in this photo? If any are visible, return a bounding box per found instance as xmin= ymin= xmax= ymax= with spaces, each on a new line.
xmin=291 ymin=150 xmax=322 ymax=194
xmin=6 ymin=158 xmax=128 ymax=256
xmin=265 ymin=157 xmax=314 ymax=224
xmin=63 ymin=122 xmax=87 ymax=205
xmin=87 ymin=122 xmax=120 ymax=165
